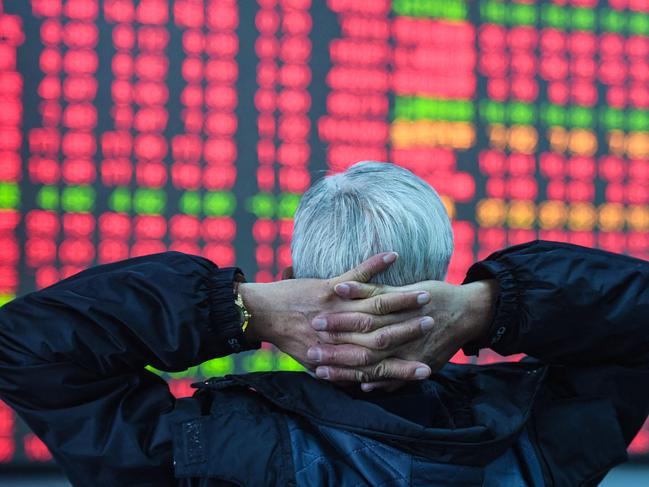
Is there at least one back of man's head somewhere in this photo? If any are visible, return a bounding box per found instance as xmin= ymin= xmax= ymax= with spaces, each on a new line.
xmin=291 ymin=161 xmax=454 ymax=286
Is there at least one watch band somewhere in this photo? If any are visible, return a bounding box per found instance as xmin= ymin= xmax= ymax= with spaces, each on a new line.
xmin=234 ymin=289 xmax=252 ymax=333
xmin=232 ymin=273 xmax=251 ymax=334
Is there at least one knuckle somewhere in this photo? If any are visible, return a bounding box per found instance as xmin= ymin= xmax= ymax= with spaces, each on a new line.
xmin=327 ymin=348 xmax=338 ymax=363
xmin=355 ymin=270 xmax=370 ymax=283
xmin=373 ymin=297 xmax=388 ymax=315
xmin=372 ymin=362 xmax=387 ymax=379
xmin=359 ymin=350 xmax=372 ymax=367
xmin=369 ymin=285 xmax=384 ymax=297
xmin=374 ymin=332 xmax=390 ymax=350
xmin=359 ymin=315 xmax=374 ymax=333
xmin=327 ymin=332 xmax=343 ymax=343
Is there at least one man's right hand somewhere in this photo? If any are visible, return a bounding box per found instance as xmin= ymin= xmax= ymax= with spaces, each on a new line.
xmin=239 ymin=253 xmax=436 ymax=381
xmin=307 ymin=279 xmax=498 ymax=390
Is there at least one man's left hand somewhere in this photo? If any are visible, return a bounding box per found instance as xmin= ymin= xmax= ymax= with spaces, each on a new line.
xmin=240 ymin=253 xmax=436 ymax=381
xmin=306 ymin=279 xmax=498 ymax=390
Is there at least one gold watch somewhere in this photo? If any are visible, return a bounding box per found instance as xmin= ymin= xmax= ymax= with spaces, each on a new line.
xmin=234 ymin=290 xmax=252 ymax=333
xmin=233 ymin=279 xmax=252 ymax=333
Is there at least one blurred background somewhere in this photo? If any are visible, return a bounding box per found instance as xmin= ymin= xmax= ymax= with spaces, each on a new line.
xmin=0 ymin=0 xmax=647 ymax=484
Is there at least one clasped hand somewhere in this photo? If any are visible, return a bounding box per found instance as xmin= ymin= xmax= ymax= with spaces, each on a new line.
xmin=241 ymin=253 xmax=495 ymax=391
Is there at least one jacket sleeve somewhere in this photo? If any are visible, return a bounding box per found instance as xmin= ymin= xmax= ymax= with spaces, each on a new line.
xmin=0 ymin=251 xmax=257 ymax=486
xmin=462 ymin=240 xmax=649 ymax=368
xmin=462 ymin=240 xmax=649 ymax=449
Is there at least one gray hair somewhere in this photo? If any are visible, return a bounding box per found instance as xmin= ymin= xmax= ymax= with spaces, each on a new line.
xmin=291 ymin=161 xmax=454 ymax=285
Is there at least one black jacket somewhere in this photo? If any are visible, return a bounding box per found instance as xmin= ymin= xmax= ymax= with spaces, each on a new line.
xmin=0 ymin=241 xmax=647 ymax=486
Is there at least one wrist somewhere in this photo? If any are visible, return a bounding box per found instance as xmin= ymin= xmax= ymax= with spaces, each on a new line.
xmin=459 ymin=279 xmax=499 ymax=346
xmin=238 ymin=283 xmax=273 ymax=343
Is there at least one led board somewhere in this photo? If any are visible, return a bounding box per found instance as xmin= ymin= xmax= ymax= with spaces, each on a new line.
xmin=0 ymin=0 xmax=648 ymax=465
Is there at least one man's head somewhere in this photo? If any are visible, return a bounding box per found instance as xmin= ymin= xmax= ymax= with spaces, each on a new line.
xmin=291 ymin=161 xmax=453 ymax=286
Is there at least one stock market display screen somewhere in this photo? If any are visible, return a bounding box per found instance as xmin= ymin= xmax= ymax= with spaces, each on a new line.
xmin=0 ymin=0 xmax=648 ymax=465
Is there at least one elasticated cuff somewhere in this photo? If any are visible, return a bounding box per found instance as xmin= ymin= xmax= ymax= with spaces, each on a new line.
xmin=204 ymin=266 xmax=260 ymax=355
xmin=461 ymin=259 xmax=521 ymax=356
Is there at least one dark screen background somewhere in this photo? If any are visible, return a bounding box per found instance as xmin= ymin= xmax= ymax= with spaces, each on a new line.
xmin=0 ymin=0 xmax=647 ymax=466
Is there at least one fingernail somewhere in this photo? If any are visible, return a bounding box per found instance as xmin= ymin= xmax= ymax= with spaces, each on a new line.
xmin=307 ymin=347 xmax=322 ymax=362
xmin=316 ymin=367 xmax=329 ymax=379
xmin=416 ymin=292 xmax=430 ymax=305
xmin=420 ymin=316 xmax=434 ymax=332
xmin=361 ymin=384 xmax=375 ymax=392
xmin=335 ymin=283 xmax=350 ymax=297
xmin=312 ymin=317 xmax=327 ymax=330
xmin=415 ymin=367 xmax=430 ymax=379
xmin=382 ymin=252 xmax=398 ymax=264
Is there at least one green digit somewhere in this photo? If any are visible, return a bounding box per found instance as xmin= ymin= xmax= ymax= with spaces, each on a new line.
xmin=629 ymin=110 xmax=649 ymax=132
xmin=600 ymin=8 xmax=625 ymax=32
xmin=242 ymin=350 xmax=274 ymax=372
xmin=629 ymin=12 xmax=649 ymax=35
xmin=37 ymin=186 xmax=58 ymax=210
xmin=108 ymin=187 xmax=131 ymax=213
xmin=446 ymin=99 xmax=458 ymax=121
xmin=570 ymin=106 xmax=593 ymax=128
xmin=412 ymin=0 xmax=426 ymax=16
xmin=134 ymin=188 xmax=166 ymax=215
xmin=421 ymin=98 xmax=433 ymax=120
xmin=277 ymin=193 xmax=301 ymax=219
xmin=511 ymin=3 xmax=536 ymax=25
xmin=543 ymin=104 xmax=566 ymax=127
xmin=179 ymin=191 xmax=201 ymax=215
xmin=392 ymin=0 xmax=404 ymax=15
xmin=204 ymin=191 xmax=236 ymax=216
xmin=413 ymin=96 xmax=427 ymax=120
xmin=62 ymin=186 xmax=95 ymax=212
xmin=542 ymin=4 xmax=568 ymax=29
xmin=482 ymin=0 xmax=506 ymax=24
xmin=601 ymin=107 xmax=624 ymax=130
xmin=248 ymin=193 xmax=275 ymax=219
xmin=446 ymin=0 xmax=467 ymax=20
xmin=276 ymin=353 xmax=305 ymax=372
xmin=200 ymin=356 xmax=235 ymax=377
xmin=482 ymin=100 xmax=505 ymax=124
xmin=572 ymin=8 xmax=596 ymax=30
xmin=456 ymin=100 xmax=474 ymax=122
xmin=510 ymin=102 xmax=535 ymax=125
xmin=0 ymin=182 xmax=20 ymax=209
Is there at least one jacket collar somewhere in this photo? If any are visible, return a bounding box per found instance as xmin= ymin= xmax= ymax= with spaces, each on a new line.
xmin=194 ymin=362 xmax=548 ymax=466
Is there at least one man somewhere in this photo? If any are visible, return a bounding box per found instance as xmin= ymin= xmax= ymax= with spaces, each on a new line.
xmin=284 ymin=163 xmax=649 ymax=486
xmin=0 ymin=162 xmax=648 ymax=486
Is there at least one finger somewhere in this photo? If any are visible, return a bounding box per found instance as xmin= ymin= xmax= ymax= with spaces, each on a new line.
xmin=306 ymin=344 xmax=382 ymax=367
xmin=358 ymin=291 xmax=430 ymax=315
xmin=333 ymin=281 xmax=382 ymax=299
xmin=334 ymin=282 xmax=382 ymax=300
xmin=335 ymin=280 xmax=433 ymax=299
xmin=318 ymin=316 xmax=435 ymax=350
xmin=316 ymin=358 xmax=431 ymax=383
xmin=333 ymin=252 xmax=398 ymax=285
xmin=361 ymin=380 xmax=405 ymax=392
xmin=311 ymin=310 xmax=422 ymax=333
